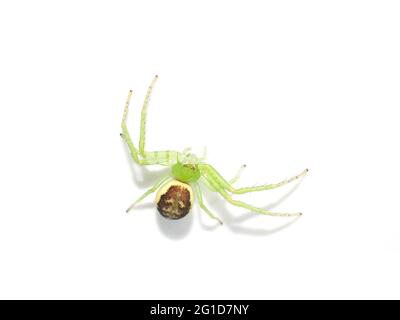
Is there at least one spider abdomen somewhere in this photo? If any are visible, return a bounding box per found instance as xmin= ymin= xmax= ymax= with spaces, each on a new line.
xmin=156 ymin=180 xmax=194 ymax=219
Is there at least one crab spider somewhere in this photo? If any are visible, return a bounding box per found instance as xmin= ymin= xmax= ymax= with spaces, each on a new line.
xmin=121 ymin=75 xmax=308 ymax=225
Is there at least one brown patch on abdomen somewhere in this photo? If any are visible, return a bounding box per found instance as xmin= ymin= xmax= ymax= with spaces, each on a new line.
xmin=157 ymin=185 xmax=191 ymax=219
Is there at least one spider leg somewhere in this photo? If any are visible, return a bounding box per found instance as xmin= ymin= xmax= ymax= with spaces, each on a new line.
xmin=193 ymin=183 xmax=223 ymax=225
xmin=121 ymin=79 xmax=181 ymax=166
xmin=126 ymin=175 xmax=171 ymax=212
xmin=139 ymin=150 xmax=182 ymax=166
xmin=231 ymin=168 xmax=308 ymax=194
xmin=137 ymin=76 xmax=186 ymax=165
xmin=202 ymin=173 xmax=302 ymax=217
xmin=139 ymin=75 xmax=158 ymax=157
xmin=201 ymin=176 xmax=216 ymax=192
xmin=229 ymin=164 xmax=247 ymax=184
xmin=199 ymin=165 xmax=245 ymax=191
xmin=121 ymin=90 xmax=145 ymax=165
xmin=201 ymin=164 xmax=308 ymax=194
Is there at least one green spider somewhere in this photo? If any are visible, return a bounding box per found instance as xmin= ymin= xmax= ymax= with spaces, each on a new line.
xmin=121 ymin=75 xmax=308 ymax=225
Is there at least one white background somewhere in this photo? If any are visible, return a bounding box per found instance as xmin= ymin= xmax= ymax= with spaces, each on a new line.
xmin=0 ymin=1 xmax=399 ymax=300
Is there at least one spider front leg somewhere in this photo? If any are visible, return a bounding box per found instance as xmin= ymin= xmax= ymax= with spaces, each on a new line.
xmin=137 ymin=75 xmax=183 ymax=165
xmin=139 ymin=75 xmax=158 ymax=158
xmin=202 ymin=164 xmax=308 ymax=195
xmin=121 ymin=89 xmax=162 ymax=165
xmin=193 ymin=183 xmax=223 ymax=225
xmin=121 ymin=90 xmax=146 ymax=165
xmin=121 ymin=76 xmax=181 ymax=166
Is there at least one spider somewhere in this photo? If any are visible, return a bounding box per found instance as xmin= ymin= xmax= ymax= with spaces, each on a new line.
xmin=121 ymin=75 xmax=308 ymax=225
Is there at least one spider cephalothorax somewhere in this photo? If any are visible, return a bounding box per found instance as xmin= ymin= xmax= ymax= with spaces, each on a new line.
xmin=121 ymin=75 xmax=308 ymax=225
xmin=171 ymin=163 xmax=201 ymax=183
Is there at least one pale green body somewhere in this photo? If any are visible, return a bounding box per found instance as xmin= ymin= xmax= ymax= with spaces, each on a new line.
xmin=171 ymin=163 xmax=201 ymax=183
xmin=121 ymin=76 xmax=308 ymax=224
